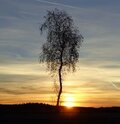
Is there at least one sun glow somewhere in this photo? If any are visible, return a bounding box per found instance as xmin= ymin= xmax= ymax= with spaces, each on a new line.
xmin=63 ymin=95 xmax=75 ymax=108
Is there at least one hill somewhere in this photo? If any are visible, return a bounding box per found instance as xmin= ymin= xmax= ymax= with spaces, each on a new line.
xmin=0 ymin=103 xmax=120 ymax=124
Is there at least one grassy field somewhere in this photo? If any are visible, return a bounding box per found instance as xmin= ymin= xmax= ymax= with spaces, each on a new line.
xmin=0 ymin=103 xmax=120 ymax=124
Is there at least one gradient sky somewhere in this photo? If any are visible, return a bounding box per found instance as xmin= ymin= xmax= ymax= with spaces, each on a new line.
xmin=0 ymin=0 xmax=120 ymax=107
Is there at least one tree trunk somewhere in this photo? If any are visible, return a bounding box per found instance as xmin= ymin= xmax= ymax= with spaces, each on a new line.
xmin=56 ymin=43 xmax=64 ymax=107
xmin=56 ymin=64 xmax=62 ymax=107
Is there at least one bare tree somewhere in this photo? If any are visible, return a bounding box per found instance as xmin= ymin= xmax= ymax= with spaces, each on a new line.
xmin=40 ymin=8 xmax=83 ymax=107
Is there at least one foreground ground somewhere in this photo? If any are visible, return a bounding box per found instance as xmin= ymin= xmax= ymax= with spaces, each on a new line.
xmin=0 ymin=103 xmax=120 ymax=124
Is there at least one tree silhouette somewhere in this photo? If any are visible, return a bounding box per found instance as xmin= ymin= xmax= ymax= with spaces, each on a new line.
xmin=40 ymin=9 xmax=83 ymax=107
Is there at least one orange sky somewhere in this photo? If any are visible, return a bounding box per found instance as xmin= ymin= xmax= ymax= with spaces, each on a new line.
xmin=0 ymin=62 xmax=119 ymax=107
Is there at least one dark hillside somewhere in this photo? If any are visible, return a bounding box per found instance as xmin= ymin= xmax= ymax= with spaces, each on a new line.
xmin=0 ymin=103 xmax=120 ymax=124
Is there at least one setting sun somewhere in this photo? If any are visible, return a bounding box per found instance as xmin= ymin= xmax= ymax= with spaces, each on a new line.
xmin=63 ymin=95 xmax=75 ymax=108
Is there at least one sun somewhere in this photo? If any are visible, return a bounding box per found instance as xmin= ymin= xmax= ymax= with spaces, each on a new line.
xmin=63 ymin=95 xmax=75 ymax=108
xmin=64 ymin=102 xmax=74 ymax=108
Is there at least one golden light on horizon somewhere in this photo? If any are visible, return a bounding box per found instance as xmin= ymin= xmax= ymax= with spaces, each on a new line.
xmin=63 ymin=95 xmax=75 ymax=108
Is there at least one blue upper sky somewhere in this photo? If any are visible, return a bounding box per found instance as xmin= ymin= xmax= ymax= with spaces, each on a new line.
xmin=0 ymin=0 xmax=120 ymax=106
xmin=0 ymin=0 xmax=120 ymax=65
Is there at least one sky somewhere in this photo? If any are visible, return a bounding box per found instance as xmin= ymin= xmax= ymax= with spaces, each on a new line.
xmin=0 ymin=0 xmax=120 ymax=107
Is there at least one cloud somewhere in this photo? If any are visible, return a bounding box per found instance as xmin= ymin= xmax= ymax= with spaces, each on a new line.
xmin=36 ymin=0 xmax=79 ymax=9
xmin=110 ymin=82 xmax=120 ymax=90
xmin=101 ymin=65 xmax=120 ymax=69
xmin=0 ymin=73 xmax=47 ymax=83
xmin=0 ymin=85 xmax=53 ymax=95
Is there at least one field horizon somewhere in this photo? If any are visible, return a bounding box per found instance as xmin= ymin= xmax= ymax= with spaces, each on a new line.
xmin=0 ymin=102 xmax=120 ymax=108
